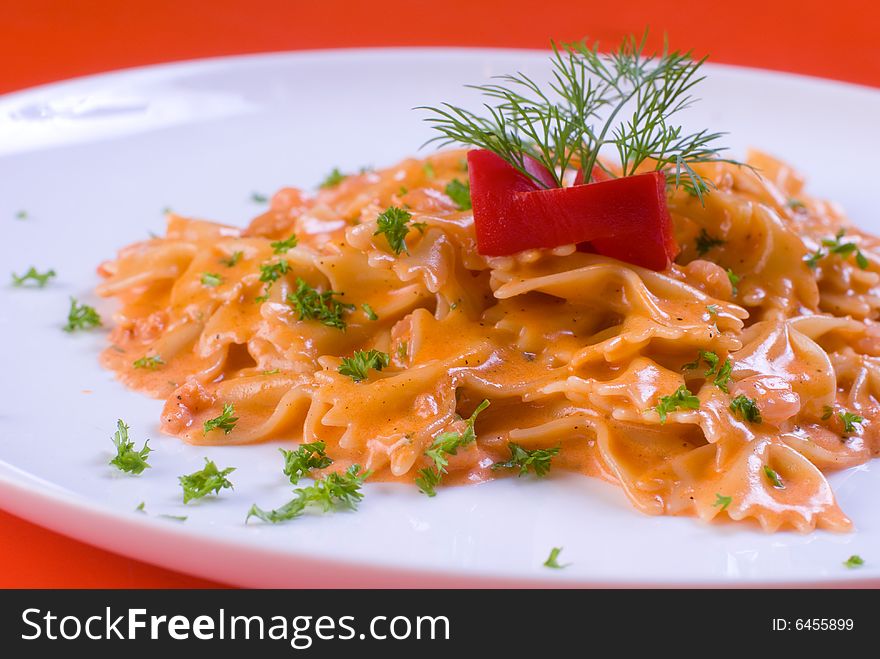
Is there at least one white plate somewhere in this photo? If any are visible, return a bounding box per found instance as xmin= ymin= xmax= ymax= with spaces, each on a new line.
xmin=2 ymin=49 xmax=879 ymax=588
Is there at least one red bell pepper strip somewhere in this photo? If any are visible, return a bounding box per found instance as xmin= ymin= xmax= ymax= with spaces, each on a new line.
xmin=467 ymin=149 xmax=677 ymax=270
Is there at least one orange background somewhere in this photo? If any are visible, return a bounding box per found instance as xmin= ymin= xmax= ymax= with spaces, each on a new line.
xmin=1 ymin=0 xmax=878 ymax=588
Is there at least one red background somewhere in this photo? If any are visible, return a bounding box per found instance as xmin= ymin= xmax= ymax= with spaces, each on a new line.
xmin=1 ymin=0 xmax=878 ymax=588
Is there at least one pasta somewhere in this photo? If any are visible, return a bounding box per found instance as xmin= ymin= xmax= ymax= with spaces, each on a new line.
xmin=97 ymin=148 xmax=880 ymax=532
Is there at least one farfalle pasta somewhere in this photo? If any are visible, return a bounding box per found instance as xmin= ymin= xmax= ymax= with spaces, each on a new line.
xmin=97 ymin=148 xmax=880 ymax=532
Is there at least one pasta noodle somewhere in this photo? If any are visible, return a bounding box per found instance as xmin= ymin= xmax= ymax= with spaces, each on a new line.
xmin=96 ymin=148 xmax=880 ymax=532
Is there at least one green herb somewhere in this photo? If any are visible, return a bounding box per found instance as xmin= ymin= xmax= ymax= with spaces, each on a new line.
xmin=787 ymin=198 xmax=806 ymax=211
xmin=706 ymin=304 xmax=719 ymax=317
xmin=132 ymin=355 xmax=164 ymax=370
xmin=695 ymin=229 xmax=724 ymax=256
xmin=397 ymin=341 xmax=408 ymax=361
xmin=220 ymin=251 xmax=243 ymax=267
xmin=491 ymin=443 xmax=560 ymax=477
xmin=263 ymin=369 xmax=280 ymax=375
xmin=726 ymin=269 xmax=740 ymax=296
xmin=338 ymin=349 xmax=390 ymax=382
xmin=804 ymin=249 xmax=823 ymax=269
xmin=319 ymin=167 xmax=346 ymax=189
xmin=178 ymin=458 xmax=235 ymax=503
xmin=821 ymin=405 xmax=834 ymax=420
xmin=654 ymin=385 xmax=700 ymax=423
xmin=270 ymin=234 xmax=298 ymax=254
xmin=201 ymin=272 xmax=223 ymax=287
xmin=63 ymin=297 xmax=102 ymax=332
xmin=415 ymin=400 xmax=490 ymax=496
xmin=15 ymin=210 xmax=28 ymax=220
xmin=730 ymin=394 xmax=761 ymax=423
xmin=246 ymin=465 xmax=369 ymax=523
xmin=398 ymin=185 xmax=408 ymax=196
xmin=713 ymin=359 xmax=732 ymax=392
xmin=251 ymin=192 xmax=269 ymax=203
xmin=423 ymin=161 xmax=435 ymax=179
xmin=374 ymin=206 xmax=414 ymax=255
xmin=713 ymin=493 xmax=732 ymax=511
xmin=843 ymin=555 xmax=864 ymax=569
xmin=682 ymin=350 xmax=732 ymax=391
xmin=287 ymin=278 xmax=354 ymax=330
xmin=159 ymin=514 xmax=188 ymax=522
xmin=810 ymin=229 xmax=870 ymax=270
xmin=362 ymin=303 xmax=378 ymax=321
xmin=839 ymin=411 xmax=864 ymax=434
xmin=256 ymin=259 xmax=290 ymax=301
xmin=161 ymin=206 xmax=173 ymax=215
xmin=763 ymin=464 xmax=784 ymax=489
xmin=280 ymin=441 xmax=333 ymax=485
xmin=11 ymin=267 xmax=56 ymax=288
xmin=109 ymin=420 xmax=151 ymax=474
xmin=445 ymin=179 xmax=472 ymax=210
xmin=421 ymin=32 xmax=740 ymax=200
xmin=411 ymin=221 xmax=427 ymax=234
xmin=543 ymin=547 xmax=569 ymax=569
xmin=135 ymin=501 xmax=146 ymax=512
xmin=203 ymin=402 xmax=238 ymax=435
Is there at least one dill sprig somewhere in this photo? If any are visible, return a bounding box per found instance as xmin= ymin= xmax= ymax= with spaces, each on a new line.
xmin=421 ymin=32 xmax=738 ymax=200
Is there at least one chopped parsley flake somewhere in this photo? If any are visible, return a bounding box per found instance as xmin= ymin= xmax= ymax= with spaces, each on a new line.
xmin=445 ymin=179 xmax=472 ymax=210
xmin=11 ymin=266 xmax=56 ymax=288
xmin=362 ymin=303 xmax=378 ymax=321
xmin=179 ymin=458 xmax=236 ymax=503
xmin=491 ymin=443 xmax=560 ymax=477
xmin=695 ymin=228 xmax=724 ymax=256
xmin=423 ymin=161 xmax=435 ymax=179
xmin=374 ymin=206 xmax=414 ymax=255
xmin=201 ymin=272 xmax=223 ymax=287
xmin=319 ymin=167 xmax=346 ymax=189
xmin=15 ymin=210 xmax=27 ymax=220
xmin=821 ymin=405 xmax=834 ymax=420
xmin=286 ymin=278 xmax=354 ymax=330
xmin=839 ymin=411 xmax=864 ymax=435
xmin=730 ymin=394 xmax=762 ymax=424
xmin=220 ymin=251 xmax=243 ymax=267
xmin=109 ymin=420 xmax=151 ymax=475
xmin=203 ymin=402 xmax=238 ymax=435
xmin=132 ymin=355 xmax=164 ymax=370
xmin=787 ymin=198 xmax=806 ymax=211
xmin=706 ymin=304 xmax=719 ymax=317
xmin=843 ymin=555 xmax=864 ymax=569
xmin=654 ymin=385 xmax=700 ymax=423
xmin=280 ymin=441 xmax=333 ymax=485
xmin=763 ymin=464 xmax=784 ymax=489
xmin=726 ymin=269 xmax=740 ymax=296
xmin=251 ymin=192 xmax=269 ymax=203
xmin=247 ymin=465 xmax=369 ymax=523
xmin=543 ymin=547 xmax=569 ymax=569
xmin=63 ymin=297 xmax=102 ymax=332
xmin=270 ymin=234 xmax=298 ymax=254
xmin=338 ymin=349 xmax=390 ymax=382
xmin=713 ymin=493 xmax=732 ymax=511
xmin=256 ymin=259 xmax=290 ymax=301
xmin=416 ymin=400 xmax=489 ymax=496
xmin=397 ymin=341 xmax=408 ymax=361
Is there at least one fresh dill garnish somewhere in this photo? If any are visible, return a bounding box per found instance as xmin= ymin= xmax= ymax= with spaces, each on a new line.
xmin=421 ymin=32 xmax=739 ymax=200
xmin=423 ymin=161 xmax=435 ymax=179
xmin=654 ymin=385 xmax=700 ymax=423
xmin=246 ymin=465 xmax=369 ymax=524
xmin=416 ymin=400 xmax=490 ymax=496
xmin=397 ymin=341 xmax=408 ymax=361
xmin=374 ymin=206 xmax=414 ymax=255
xmin=270 ymin=234 xmax=298 ymax=254
xmin=843 ymin=555 xmax=864 ymax=569
xmin=201 ymin=272 xmax=223 ymax=287
xmin=220 ymin=251 xmax=243 ymax=267
xmin=808 ymin=229 xmax=869 ymax=270
xmin=713 ymin=493 xmax=732 ymax=511
xmin=203 ymin=402 xmax=238 ymax=435
xmin=821 ymin=405 xmax=834 ymax=420
xmin=695 ymin=228 xmax=724 ymax=256
xmin=763 ymin=465 xmax=784 ymax=489
xmin=730 ymin=394 xmax=761 ymax=424
xmin=362 ymin=303 xmax=378 ymax=321
xmin=839 ymin=411 xmax=864 ymax=435
xmin=338 ymin=349 xmax=390 ymax=382
xmin=445 ymin=179 xmax=472 ymax=210
xmin=543 ymin=547 xmax=569 ymax=569
xmin=280 ymin=441 xmax=333 ymax=485
xmin=411 ymin=221 xmax=427 ymax=234
xmin=109 ymin=420 xmax=151 ymax=474
xmin=132 ymin=355 xmax=164 ymax=370
xmin=491 ymin=443 xmax=560 ymax=477
xmin=319 ymin=167 xmax=346 ymax=189
xmin=179 ymin=458 xmax=236 ymax=503
xmin=15 ymin=210 xmax=28 ymax=220
xmin=286 ymin=278 xmax=354 ymax=330
xmin=251 ymin=192 xmax=269 ymax=203
xmin=11 ymin=267 xmax=56 ymax=288
xmin=63 ymin=297 xmax=102 ymax=332
xmin=255 ymin=259 xmax=290 ymax=301
xmin=804 ymin=249 xmax=824 ymax=269
xmin=726 ymin=269 xmax=740 ymax=295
